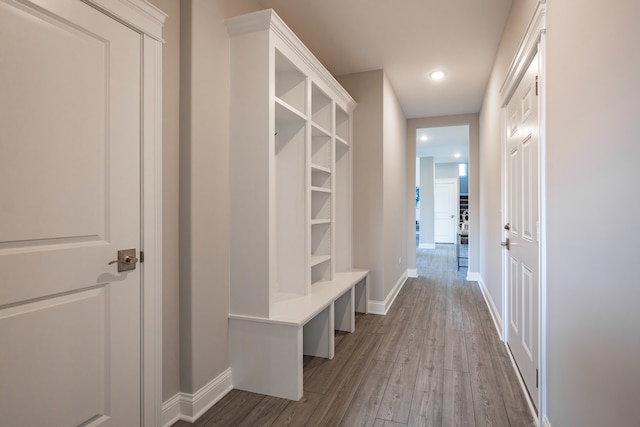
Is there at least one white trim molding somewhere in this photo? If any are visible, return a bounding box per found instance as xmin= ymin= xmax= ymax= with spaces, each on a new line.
xmin=499 ymin=1 xmax=546 ymax=106
xmin=161 ymin=368 xmax=233 ymax=427
xmin=141 ymin=33 xmax=164 ymax=427
xmin=225 ymin=9 xmax=355 ymax=112
xmin=477 ymin=275 xmax=503 ymax=339
xmin=542 ymin=416 xmax=552 ymax=427
xmin=407 ymin=268 xmax=418 ymax=278
xmin=161 ymin=393 xmax=182 ymax=427
xmin=85 ymin=0 xmax=166 ymax=41
xmin=418 ymin=243 xmax=436 ymax=249
xmin=368 ymin=271 xmax=408 ymax=315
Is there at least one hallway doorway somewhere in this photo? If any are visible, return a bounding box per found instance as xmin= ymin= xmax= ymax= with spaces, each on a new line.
xmin=415 ymin=125 xmax=470 ymax=251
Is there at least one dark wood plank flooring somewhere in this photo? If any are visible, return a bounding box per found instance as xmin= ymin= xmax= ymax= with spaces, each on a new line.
xmin=173 ymin=244 xmax=535 ymax=427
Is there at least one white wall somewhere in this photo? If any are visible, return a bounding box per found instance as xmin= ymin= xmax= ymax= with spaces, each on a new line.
xmin=337 ymin=71 xmax=385 ymax=301
xmin=419 ymin=157 xmax=435 ymax=247
xmin=177 ymin=0 xmax=261 ymax=395
xmin=338 ymin=70 xmax=408 ymax=305
xmin=435 ymin=162 xmax=460 ymax=179
xmin=481 ymin=0 xmax=640 ymax=424
xmin=545 ymin=1 xmax=640 ymax=425
xmin=382 ymin=73 xmax=408 ymax=297
xmin=478 ymin=0 xmax=537 ymax=319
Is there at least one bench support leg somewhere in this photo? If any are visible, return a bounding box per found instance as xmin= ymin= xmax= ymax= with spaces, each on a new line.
xmin=303 ymin=304 xmax=334 ymax=358
xmin=229 ymin=318 xmax=303 ymax=400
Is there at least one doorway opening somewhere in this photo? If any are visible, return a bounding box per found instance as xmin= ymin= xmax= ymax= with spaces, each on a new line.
xmin=415 ymin=125 xmax=470 ymax=269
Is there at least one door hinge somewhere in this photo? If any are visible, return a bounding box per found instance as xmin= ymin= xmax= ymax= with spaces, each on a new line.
xmin=536 ymin=368 xmax=539 ymax=388
xmin=140 ymin=251 xmax=144 ymax=263
xmin=535 ymin=75 xmax=539 ymax=96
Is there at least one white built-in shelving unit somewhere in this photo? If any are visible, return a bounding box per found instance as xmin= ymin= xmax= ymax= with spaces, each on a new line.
xmin=226 ymin=9 xmax=368 ymax=400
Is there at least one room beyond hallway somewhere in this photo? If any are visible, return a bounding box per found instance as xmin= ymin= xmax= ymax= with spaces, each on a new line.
xmin=173 ymin=245 xmax=534 ymax=426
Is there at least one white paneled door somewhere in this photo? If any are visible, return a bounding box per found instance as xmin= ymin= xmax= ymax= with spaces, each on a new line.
xmin=504 ymin=54 xmax=539 ymax=408
xmin=0 ymin=0 xmax=142 ymax=425
xmin=434 ymin=178 xmax=458 ymax=244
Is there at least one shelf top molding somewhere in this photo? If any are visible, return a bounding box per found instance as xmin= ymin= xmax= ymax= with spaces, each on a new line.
xmin=225 ymin=8 xmax=356 ymax=113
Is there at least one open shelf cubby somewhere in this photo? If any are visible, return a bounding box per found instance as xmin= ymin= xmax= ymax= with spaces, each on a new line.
xmin=334 ymin=142 xmax=351 ymax=272
xmin=311 ymin=190 xmax=331 ymax=221
xmin=311 ymin=222 xmax=331 ymax=258
xmin=311 ymin=167 xmax=331 ymax=190
xmin=275 ymin=49 xmax=306 ymax=115
xmin=311 ymin=125 xmax=331 ymax=170
xmin=311 ymin=257 xmax=331 ymax=284
xmin=336 ymin=105 xmax=350 ymax=144
xmin=311 ymin=83 xmax=331 ymax=132
xmin=275 ymin=103 xmax=306 ymax=297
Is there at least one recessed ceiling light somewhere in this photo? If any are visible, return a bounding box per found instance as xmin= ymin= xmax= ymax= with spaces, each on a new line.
xmin=454 ymin=152 xmax=461 ymax=158
xmin=429 ymin=71 xmax=446 ymax=80
xmin=420 ymin=135 xmax=428 ymax=141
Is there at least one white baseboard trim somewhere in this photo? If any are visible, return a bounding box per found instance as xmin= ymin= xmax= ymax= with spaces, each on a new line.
xmin=418 ymin=243 xmax=436 ymax=249
xmin=368 ymin=271 xmax=408 ymax=315
xmin=466 ymin=271 xmax=480 ymax=282
xmin=542 ymin=416 xmax=551 ymax=427
xmin=476 ymin=275 xmax=503 ymax=339
xmin=161 ymin=368 xmax=233 ymax=427
xmin=407 ymin=268 xmax=418 ymax=278
xmin=161 ymin=393 xmax=182 ymax=427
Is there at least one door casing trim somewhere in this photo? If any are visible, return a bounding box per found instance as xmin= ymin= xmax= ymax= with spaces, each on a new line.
xmin=78 ymin=1 xmax=167 ymax=425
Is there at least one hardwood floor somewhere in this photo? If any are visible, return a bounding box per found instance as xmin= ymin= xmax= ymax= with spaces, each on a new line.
xmin=173 ymin=245 xmax=535 ymax=427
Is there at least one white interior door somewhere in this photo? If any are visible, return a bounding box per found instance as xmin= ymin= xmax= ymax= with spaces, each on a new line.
xmin=0 ymin=1 xmax=142 ymax=425
xmin=504 ymin=54 xmax=539 ymax=408
xmin=434 ymin=178 xmax=458 ymax=243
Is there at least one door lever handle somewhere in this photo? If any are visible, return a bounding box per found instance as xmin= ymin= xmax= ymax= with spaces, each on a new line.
xmin=501 ymin=238 xmax=510 ymax=250
xmin=108 ymin=256 xmax=138 ymax=265
xmin=108 ymin=249 xmax=138 ymax=272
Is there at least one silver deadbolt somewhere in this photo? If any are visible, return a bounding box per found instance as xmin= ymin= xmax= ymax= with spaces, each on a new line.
xmin=108 ymin=249 xmax=138 ymax=272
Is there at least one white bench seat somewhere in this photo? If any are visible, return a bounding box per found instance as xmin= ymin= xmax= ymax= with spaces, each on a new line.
xmin=229 ymin=270 xmax=369 ymax=400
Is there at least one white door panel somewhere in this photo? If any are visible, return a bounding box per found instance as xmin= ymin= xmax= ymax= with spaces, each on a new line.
xmin=0 ymin=0 xmax=142 ymax=425
xmin=434 ymin=179 xmax=457 ymax=243
xmin=505 ymin=54 xmax=539 ymax=408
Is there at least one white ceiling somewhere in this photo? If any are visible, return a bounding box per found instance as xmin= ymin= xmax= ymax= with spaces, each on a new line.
xmin=255 ymin=0 xmax=513 ymax=119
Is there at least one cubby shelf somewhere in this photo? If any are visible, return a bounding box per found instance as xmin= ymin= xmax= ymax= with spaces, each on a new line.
xmin=336 ymin=135 xmax=350 ymax=147
xmin=310 ymin=255 xmax=331 ymax=267
xmin=275 ymin=97 xmax=306 ymax=123
xmin=311 ymin=186 xmax=331 ymax=193
xmin=311 ymin=163 xmax=331 ymax=173
xmin=227 ymin=8 xmax=365 ymax=402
